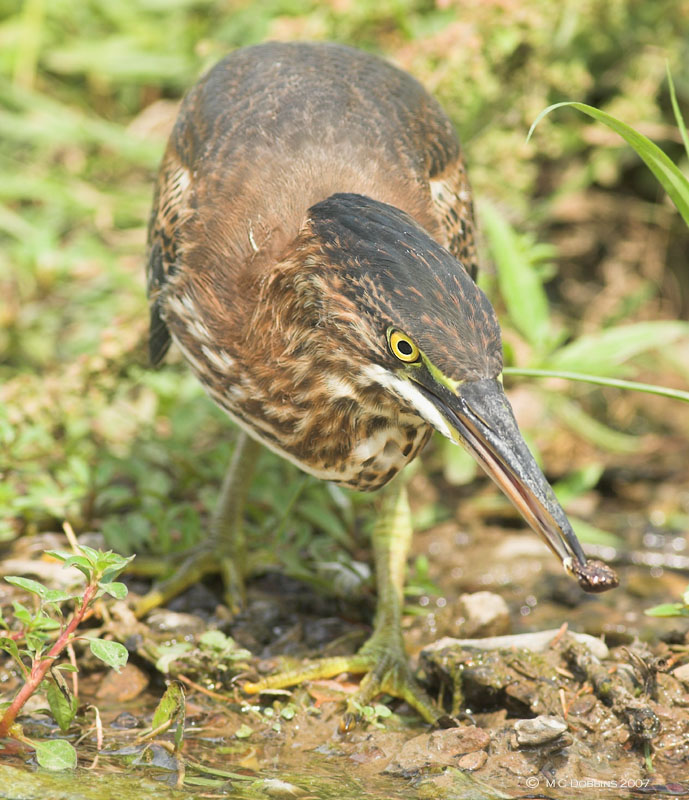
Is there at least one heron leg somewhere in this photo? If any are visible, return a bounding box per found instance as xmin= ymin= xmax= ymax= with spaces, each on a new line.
xmin=134 ymin=431 xmax=261 ymax=617
xmin=243 ymin=476 xmax=442 ymax=725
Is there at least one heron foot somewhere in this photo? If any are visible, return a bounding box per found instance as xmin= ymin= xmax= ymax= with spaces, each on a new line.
xmin=133 ymin=543 xmax=245 ymax=617
xmin=243 ymin=626 xmax=443 ymax=727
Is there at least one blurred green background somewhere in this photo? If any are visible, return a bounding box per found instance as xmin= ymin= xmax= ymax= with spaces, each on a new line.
xmin=1 ymin=0 xmax=688 ymax=573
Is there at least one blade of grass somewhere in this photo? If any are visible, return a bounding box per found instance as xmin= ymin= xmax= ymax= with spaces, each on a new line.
xmin=666 ymin=62 xmax=689 ymax=162
xmin=546 ymin=321 xmax=689 ymax=376
xmin=549 ymin=396 xmax=642 ymax=453
xmin=478 ymin=200 xmax=553 ymax=351
xmin=503 ymin=367 xmax=689 ymax=404
xmin=13 ymin=0 xmax=44 ymax=89
xmin=528 ymin=102 xmax=689 ymax=227
xmin=0 ymin=80 xmax=161 ymax=167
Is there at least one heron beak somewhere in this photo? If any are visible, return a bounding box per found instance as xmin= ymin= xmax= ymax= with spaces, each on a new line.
xmin=415 ymin=377 xmax=618 ymax=593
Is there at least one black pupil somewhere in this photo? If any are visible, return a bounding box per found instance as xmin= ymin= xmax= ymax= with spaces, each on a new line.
xmin=398 ymin=339 xmax=413 ymax=356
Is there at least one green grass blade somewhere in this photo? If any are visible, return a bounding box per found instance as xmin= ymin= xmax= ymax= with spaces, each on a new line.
xmin=528 ymin=101 xmax=689 ymax=227
xmin=546 ymin=321 xmax=689 ymax=376
xmin=666 ymin=63 xmax=689 ymax=162
xmin=503 ymin=367 xmax=689 ymax=404
xmin=478 ymin=200 xmax=552 ymax=351
xmin=549 ymin=396 xmax=641 ymax=453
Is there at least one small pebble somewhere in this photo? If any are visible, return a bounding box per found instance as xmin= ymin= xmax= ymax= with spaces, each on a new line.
xmin=457 ymin=750 xmax=488 ymax=771
xmin=514 ymin=715 xmax=567 ymax=746
xmin=458 ymin=591 xmax=510 ymax=637
xmin=96 ymin=662 xmax=149 ymax=702
xmin=110 ymin=711 xmax=141 ymax=729
xmin=672 ymin=663 xmax=689 ymax=684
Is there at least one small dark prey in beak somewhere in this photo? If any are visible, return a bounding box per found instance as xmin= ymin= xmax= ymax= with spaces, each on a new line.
xmin=416 ymin=377 xmax=618 ymax=593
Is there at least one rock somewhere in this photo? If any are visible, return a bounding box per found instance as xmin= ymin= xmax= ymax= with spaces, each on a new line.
xmin=386 ymin=726 xmax=490 ymax=775
xmin=96 ymin=662 xmax=149 ymax=702
xmin=422 ymin=628 xmax=609 ymax=660
xmin=110 ymin=711 xmax=141 ymax=729
xmin=145 ymin=609 xmax=206 ymax=637
xmin=458 ymin=591 xmax=510 ymax=637
xmin=501 ymin=751 xmax=539 ymax=776
xmin=672 ymin=663 xmax=689 ymax=684
xmin=514 ymin=715 xmax=568 ymax=747
xmin=457 ymin=750 xmax=488 ymax=771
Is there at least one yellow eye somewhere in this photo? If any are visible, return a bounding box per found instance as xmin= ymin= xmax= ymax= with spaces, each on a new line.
xmin=389 ymin=330 xmax=420 ymax=363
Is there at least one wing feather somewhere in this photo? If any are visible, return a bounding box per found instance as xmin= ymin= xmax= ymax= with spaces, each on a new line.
xmin=428 ymin=151 xmax=479 ymax=281
xmin=145 ymin=149 xmax=192 ymax=366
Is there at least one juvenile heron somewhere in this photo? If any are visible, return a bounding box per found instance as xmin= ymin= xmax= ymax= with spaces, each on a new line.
xmin=141 ymin=42 xmax=617 ymax=723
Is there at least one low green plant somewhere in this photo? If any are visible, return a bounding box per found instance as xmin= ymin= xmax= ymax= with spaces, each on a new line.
xmin=645 ymin=587 xmax=689 ymax=619
xmin=500 ymin=64 xmax=689 ymax=401
xmin=467 ymin=71 xmax=689 ymax=545
xmin=0 ymin=545 xmax=132 ymax=769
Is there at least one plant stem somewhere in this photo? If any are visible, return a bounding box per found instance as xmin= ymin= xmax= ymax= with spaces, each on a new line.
xmin=0 ymin=583 xmax=97 ymax=739
xmin=503 ymin=367 xmax=689 ymax=403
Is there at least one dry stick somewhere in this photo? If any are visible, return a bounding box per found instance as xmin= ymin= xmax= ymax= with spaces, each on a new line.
xmin=0 ymin=582 xmax=97 ymax=738
xmin=176 ymin=673 xmax=236 ymax=702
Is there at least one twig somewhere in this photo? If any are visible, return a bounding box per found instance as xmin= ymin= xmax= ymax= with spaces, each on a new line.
xmin=62 ymin=521 xmax=80 ymax=553
xmin=176 ymin=673 xmax=235 ymax=702
xmin=87 ymin=705 xmax=103 ymax=770
xmin=66 ymin=641 xmax=78 ymax=700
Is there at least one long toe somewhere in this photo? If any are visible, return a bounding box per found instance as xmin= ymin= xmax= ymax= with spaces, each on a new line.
xmin=243 ymin=648 xmax=444 ymax=728
xmin=133 ymin=543 xmax=225 ymax=617
xmin=341 ymin=651 xmax=442 ymax=729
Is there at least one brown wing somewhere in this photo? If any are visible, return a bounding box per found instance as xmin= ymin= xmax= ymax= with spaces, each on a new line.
xmin=427 ymin=148 xmax=479 ymax=281
xmin=145 ymin=42 xmax=479 ymax=368
xmin=145 ymin=144 xmax=193 ymax=366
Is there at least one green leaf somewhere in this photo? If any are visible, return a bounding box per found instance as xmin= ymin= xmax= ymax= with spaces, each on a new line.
xmin=0 ymin=636 xmax=26 ymax=672
xmin=547 ymin=321 xmax=689 ymax=377
xmin=479 ymin=200 xmax=553 ymax=352
xmin=43 ymin=589 xmax=75 ymax=604
xmin=528 ymin=101 xmax=689 ymax=227
xmin=58 ymin=555 xmax=92 ymax=580
xmin=12 ymin=601 xmax=33 ymax=626
xmin=34 ymin=738 xmax=77 ymax=770
xmin=440 ymin=437 xmax=478 ymax=486
xmin=152 ymin=681 xmax=185 ymax=728
xmin=199 ymin=630 xmax=231 ymax=651
xmin=98 ymin=581 xmax=128 ymax=599
xmin=54 ymin=663 xmax=78 ymax=673
xmin=666 ymin=64 xmax=689 ymax=163
xmin=88 ymin=638 xmax=128 ymax=671
xmin=552 ymin=464 xmax=604 ymax=505
xmin=549 ymin=396 xmax=641 ymax=453
xmin=47 ymin=681 xmax=78 ymax=732
xmin=235 ymin=723 xmax=253 ymax=739
xmin=645 ymin=603 xmax=689 ymax=618
xmin=98 ymin=553 xmax=135 ymax=582
xmin=3 ymin=577 xmax=73 ymax=607
xmin=43 ymin=550 xmax=71 ymax=563
xmin=570 ymin=517 xmax=624 ymax=548
xmin=154 ymin=642 xmax=192 ymax=673
xmin=75 ymin=544 xmax=100 ymax=566
xmin=152 ymin=682 xmax=186 ymax=751
xmin=5 ymin=576 xmax=49 ymax=598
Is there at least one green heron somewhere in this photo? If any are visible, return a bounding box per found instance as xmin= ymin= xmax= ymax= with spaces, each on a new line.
xmin=141 ymin=42 xmax=617 ymax=724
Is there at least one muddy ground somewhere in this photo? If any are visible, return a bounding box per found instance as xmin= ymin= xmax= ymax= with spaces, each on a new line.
xmin=2 ymin=449 xmax=689 ymax=800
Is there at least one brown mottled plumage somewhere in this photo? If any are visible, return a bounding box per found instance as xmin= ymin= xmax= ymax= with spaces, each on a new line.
xmin=147 ymin=41 xmax=492 ymax=490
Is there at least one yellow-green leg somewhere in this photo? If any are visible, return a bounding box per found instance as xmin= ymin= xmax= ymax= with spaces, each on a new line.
xmin=243 ymin=476 xmax=442 ymax=726
xmin=134 ymin=431 xmax=261 ymax=617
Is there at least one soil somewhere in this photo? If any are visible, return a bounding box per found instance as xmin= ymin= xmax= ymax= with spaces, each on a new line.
xmin=2 ymin=457 xmax=689 ymax=799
